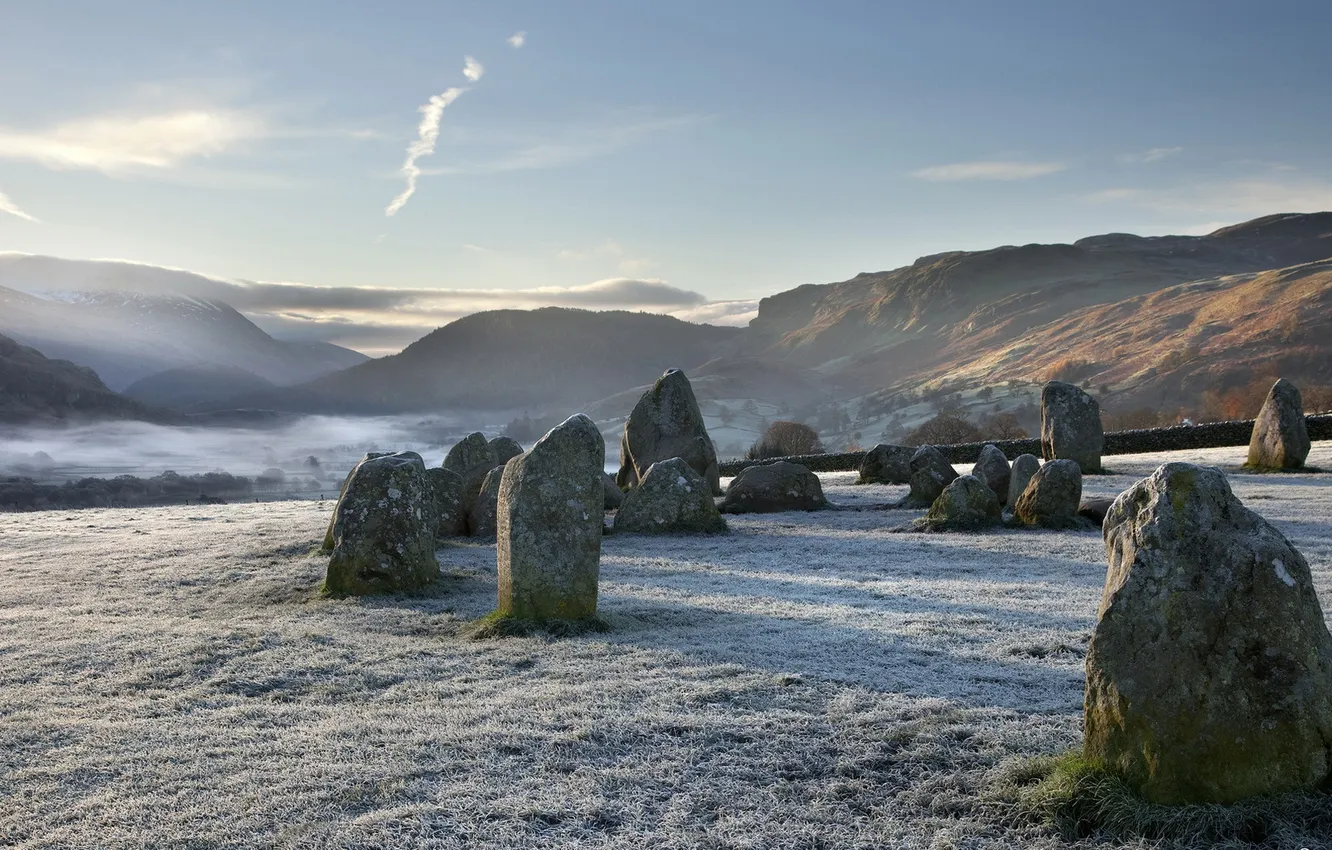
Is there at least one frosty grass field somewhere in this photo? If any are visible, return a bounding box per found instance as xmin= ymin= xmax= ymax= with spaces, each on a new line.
xmin=2 ymin=443 xmax=1330 ymax=849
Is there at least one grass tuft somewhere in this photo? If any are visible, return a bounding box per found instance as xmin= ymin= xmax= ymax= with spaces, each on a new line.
xmin=462 ymin=610 xmax=612 ymax=640
xmin=993 ymin=751 xmax=1332 ymax=846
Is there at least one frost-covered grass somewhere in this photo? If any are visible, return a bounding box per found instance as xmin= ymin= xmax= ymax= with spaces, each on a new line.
xmin=1 ymin=444 xmax=1330 ymax=849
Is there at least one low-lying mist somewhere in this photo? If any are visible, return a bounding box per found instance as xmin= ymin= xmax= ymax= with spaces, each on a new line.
xmin=0 ymin=415 xmax=492 ymax=496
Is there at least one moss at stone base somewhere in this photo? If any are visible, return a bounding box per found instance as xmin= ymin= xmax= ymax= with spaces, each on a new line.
xmin=463 ymin=610 xmax=611 ymax=640
xmin=995 ymin=751 xmax=1332 ymax=846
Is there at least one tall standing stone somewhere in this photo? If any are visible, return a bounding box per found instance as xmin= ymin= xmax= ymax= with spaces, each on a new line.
xmin=425 ymin=466 xmax=466 ymax=538
xmin=1086 ymin=463 xmax=1332 ymax=804
xmin=970 ymin=443 xmax=1011 ymax=505
xmin=325 ymin=452 xmax=438 ymax=596
xmin=617 ymin=369 xmax=721 ymax=495
xmin=1040 ymin=381 xmax=1104 ymax=473
xmin=1246 ymin=378 xmax=1311 ymax=470
xmin=497 ymin=414 xmax=604 ymax=621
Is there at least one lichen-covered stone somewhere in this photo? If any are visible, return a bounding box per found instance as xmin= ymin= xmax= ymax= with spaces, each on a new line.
xmin=1006 ymin=454 xmax=1041 ymax=512
xmin=1086 ymin=462 xmax=1332 ymax=804
xmin=1012 ymin=458 xmax=1085 ymax=529
xmin=721 ymin=461 xmax=828 ymax=514
xmin=614 ymin=457 xmax=727 ymax=534
xmin=425 ymin=466 xmax=465 ymax=538
xmin=603 ymin=472 xmax=624 ymax=510
xmin=466 ymin=466 xmax=505 ymax=541
xmin=488 ymin=436 xmax=524 ymax=467
xmin=857 ymin=443 xmax=913 ymax=485
xmin=325 ymin=451 xmax=438 ymax=596
xmin=444 ymin=431 xmax=499 ymax=514
xmin=1247 ymin=378 xmax=1311 ymax=470
xmin=617 ymin=369 xmax=721 ymax=495
xmin=917 ymin=474 xmax=1001 ymax=531
xmin=970 ymin=443 xmax=1011 ymax=505
xmin=896 ymin=446 xmax=959 ymax=508
xmin=497 ymin=414 xmax=604 ymax=621
xmin=321 ymin=451 xmax=393 ymax=551
xmin=1041 ymin=381 xmax=1104 ymax=473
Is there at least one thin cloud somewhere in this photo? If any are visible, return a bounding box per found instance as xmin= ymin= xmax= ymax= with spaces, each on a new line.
xmin=1084 ymin=177 xmax=1332 ymax=216
xmin=0 ymin=190 xmax=39 ymax=222
xmin=463 ymin=56 xmax=485 ymax=82
xmin=910 ymin=160 xmax=1067 ymax=181
xmin=1117 ymin=146 xmax=1184 ymax=164
xmin=385 ymin=87 xmax=466 ymax=216
xmin=507 ymin=31 xmax=526 ymax=48
xmin=0 ymin=109 xmax=266 ymax=174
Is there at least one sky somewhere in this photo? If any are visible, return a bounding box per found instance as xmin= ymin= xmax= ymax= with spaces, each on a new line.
xmin=2 ymin=0 xmax=1331 ymax=354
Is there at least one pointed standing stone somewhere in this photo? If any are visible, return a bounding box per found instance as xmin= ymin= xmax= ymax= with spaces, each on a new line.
xmin=1040 ymin=381 xmax=1104 ymax=473
xmin=617 ymin=369 xmax=721 ymax=495
xmin=1246 ymin=378 xmax=1311 ymax=470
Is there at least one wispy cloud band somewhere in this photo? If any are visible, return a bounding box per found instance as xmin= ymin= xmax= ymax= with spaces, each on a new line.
xmin=910 ymin=160 xmax=1066 ymax=181
xmin=0 ymin=190 xmax=39 ymax=222
xmin=385 ymin=87 xmax=466 ymax=216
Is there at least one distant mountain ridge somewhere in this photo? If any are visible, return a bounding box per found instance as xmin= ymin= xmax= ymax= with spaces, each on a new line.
xmin=0 ymin=332 xmax=176 ymax=424
xmin=0 ymin=255 xmax=368 ymax=391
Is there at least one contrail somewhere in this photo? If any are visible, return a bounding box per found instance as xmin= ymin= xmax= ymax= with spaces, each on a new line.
xmin=0 ymin=189 xmax=38 ymax=222
xmin=385 ymin=86 xmax=466 ymax=217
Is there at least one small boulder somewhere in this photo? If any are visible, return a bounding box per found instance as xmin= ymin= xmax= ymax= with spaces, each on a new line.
xmin=1012 ymin=458 xmax=1085 ymax=529
xmin=1006 ymin=454 xmax=1042 ymax=512
xmin=1041 ymin=381 xmax=1104 ymax=473
xmin=497 ymin=414 xmax=604 ymax=621
xmin=1246 ymin=378 xmax=1311 ymax=470
xmin=917 ymin=474 xmax=1001 ymax=531
xmin=466 ymin=466 xmax=505 ymax=541
xmin=857 ymin=444 xmax=914 ymax=485
xmin=721 ymin=461 xmax=828 ymax=514
xmin=896 ymin=446 xmax=959 ymax=508
xmin=617 ymin=369 xmax=721 ymax=495
xmin=1077 ymin=496 xmax=1115 ymax=527
xmin=1086 ymin=462 xmax=1332 ymax=804
xmin=614 ymin=457 xmax=727 ymax=534
xmin=970 ymin=443 xmax=1011 ymax=505
xmin=425 ymin=467 xmax=466 ymax=538
xmin=489 ymin=436 xmax=524 ymax=467
xmin=603 ymin=472 xmax=625 ymax=510
xmin=325 ymin=451 xmax=438 ymax=596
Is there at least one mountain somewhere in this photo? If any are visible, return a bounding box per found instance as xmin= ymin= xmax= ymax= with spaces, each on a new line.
xmin=0 ymin=255 xmax=368 ymax=390
xmin=742 ymin=212 xmax=1332 ymax=394
xmin=122 ymin=365 xmax=279 ymax=412
xmin=254 ymin=308 xmax=743 ymax=414
xmin=0 ymin=333 xmax=177 ymax=424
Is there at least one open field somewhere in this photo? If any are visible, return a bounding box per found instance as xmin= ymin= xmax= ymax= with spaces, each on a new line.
xmin=2 ymin=444 xmax=1330 ymax=849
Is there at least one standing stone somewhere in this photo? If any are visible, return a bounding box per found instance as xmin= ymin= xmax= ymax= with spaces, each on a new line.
xmin=1041 ymin=381 xmax=1104 ymax=473
xmin=1246 ymin=378 xmax=1311 ymax=470
xmin=489 ymin=436 xmax=524 ymax=467
xmin=1012 ymin=458 xmax=1084 ymax=528
xmin=466 ymin=466 xmax=505 ymax=541
xmin=1086 ymin=462 xmax=1332 ymax=804
xmin=614 ymin=457 xmax=727 ymax=534
xmin=897 ymin=446 xmax=959 ymax=508
xmin=721 ymin=461 xmax=828 ymax=513
xmin=497 ymin=414 xmax=604 ymax=621
xmin=325 ymin=452 xmax=437 ymax=596
xmin=321 ymin=451 xmax=393 ymax=551
xmin=617 ymin=369 xmax=721 ymax=495
xmin=425 ymin=466 xmax=466 ymax=538
xmin=603 ymin=472 xmax=625 ymax=510
xmin=857 ymin=444 xmax=914 ymax=485
xmin=917 ymin=474 xmax=1001 ymax=531
xmin=444 ymin=432 xmax=499 ymax=514
xmin=1078 ymin=496 xmax=1115 ymax=528
xmin=1006 ymin=454 xmax=1041 ymax=512
xmin=970 ymin=443 xmax=1011 ymax=505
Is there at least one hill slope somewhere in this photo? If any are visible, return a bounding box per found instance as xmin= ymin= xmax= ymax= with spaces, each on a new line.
xmin=122 ymin=366 xmax=279 ymax=412
xmin=0 ymin=333 xmax=177 ymax=424
xmin=270 ymin=307 xmax=742 ymax=413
